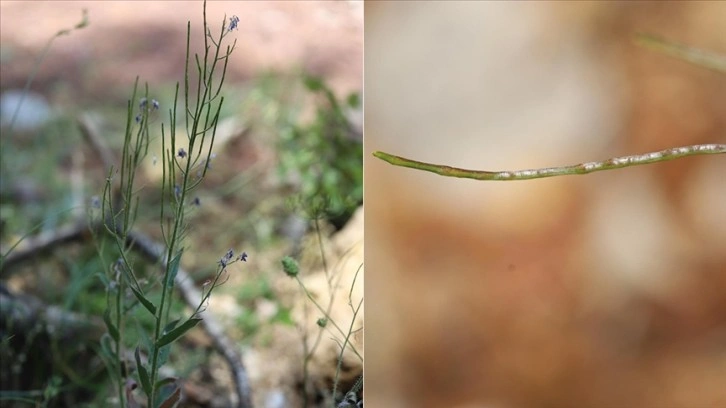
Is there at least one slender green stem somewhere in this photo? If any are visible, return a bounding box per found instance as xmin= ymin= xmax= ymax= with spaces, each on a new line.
xmin=149 ymin=2 xmax=236 ymax=404
xmin=6 ymin=9 xmax=88 ymax=135
xmin=635 ymin=33 xmax=726 ymax=73
xmin=113 ymin=263 xmax=124 ymax=406
xmin=373 ymin=143 xmax=726 ymax=181
xmin=332 ymin=295 xmax=362 ymax=406
xmin=293 ymin=275 xmax=362 ymax=361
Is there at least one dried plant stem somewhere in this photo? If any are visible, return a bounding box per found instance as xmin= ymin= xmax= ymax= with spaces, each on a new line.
xmin=373 ymin=144 xmax=725 ymax=181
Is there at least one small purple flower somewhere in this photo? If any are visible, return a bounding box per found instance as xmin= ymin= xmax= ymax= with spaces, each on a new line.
xmin=228 ymin=15 xmax=239 ymax=32
xmin=135 ymin=113 xmax=142 ymax=123
xmin=90 ymin=195 xmax=101 ymax=208
xmin=151 ymin=99 xmax=160 ymax=110
xmin=174 ymin=184 xmax=181 ymax=198
xmin=238 ymin=252 xmax=248 ymax=262
xmin=177 ymin=148 xmax=187 ymax=159
xmin=219 ymin=248 xmax=235 ymax=268
xmin=192 ymin=197 xmax=201 ymax=206
xmin=139 ymin=98 xmax=148 ymax=109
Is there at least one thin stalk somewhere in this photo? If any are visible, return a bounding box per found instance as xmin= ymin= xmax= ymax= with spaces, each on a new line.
xmin=113 ymin=262 xmax=124 ymax=406
xmin=373 ymin=144 xmax=725 ymax=181
xmin=635 ymin=34 xmax=726 ymax=73
xmin=149 ymin=1 xmax=235 ymax=404
xmin=6 ymin=9 xmax=88 ymax=135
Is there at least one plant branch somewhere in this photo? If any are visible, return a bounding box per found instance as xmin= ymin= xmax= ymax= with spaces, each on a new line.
xmin=635 ymin=33 xmax=726 ymax=73
xmin=373 ymin=143 xmax=726 ymax=181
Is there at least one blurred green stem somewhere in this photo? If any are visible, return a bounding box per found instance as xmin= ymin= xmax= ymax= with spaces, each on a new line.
xmin=635 ymin=33 xmax=726 ymax=73
xmin=373 ymin=144 xmax=726 ymax=181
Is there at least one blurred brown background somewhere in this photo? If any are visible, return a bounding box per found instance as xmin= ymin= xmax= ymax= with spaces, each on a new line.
xmin=0 ymin=1 xmax=362 ymax=100
xmin=365 ymin=2 xmax=725 ymax=407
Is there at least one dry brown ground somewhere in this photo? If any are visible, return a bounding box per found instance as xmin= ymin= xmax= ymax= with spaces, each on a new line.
xmin=0 ymin=1 xmax=362 ymax=100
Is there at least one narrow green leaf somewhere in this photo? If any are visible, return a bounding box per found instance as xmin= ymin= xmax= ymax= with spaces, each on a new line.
xmin=135 ymin=346 xmax=152 ymax=396
xmin=103 ymin=309 xmax=120 ymax=342
xmin=158 ymin=382 xmax=181 ymax=408
xmin=130 ymin=286 xmax=156 ymax=315
xmin=136 ymin=319 xmax=154 ymax=357
xmin=165 ymin=251 xmax=183 ymax=289
xmin=154 ymin=377 xmax=178 ymax=391
xmin=155 ymin=319 xmax=180 ymax=368
xmin=157 ymin=343 xmax=172 ymax=369
xmin=155 ymin=318 xmax=202 ymax=348
xmin=162 ymin=319 xmax=181 ymax=335
xmin=99 ymin=333 xmax=117 ymax=370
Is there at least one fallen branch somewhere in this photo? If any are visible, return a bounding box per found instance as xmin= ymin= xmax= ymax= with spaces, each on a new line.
xmin=0 ymin=282 xmax=104 ymax=340
xmin=0 ymin=221 xmax=88 ymax=273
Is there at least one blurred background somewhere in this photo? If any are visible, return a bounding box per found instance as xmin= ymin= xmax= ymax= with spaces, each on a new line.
xmin=1 ymin=1 xmax=362 ymax=406
xmin=365 ymin=2 xmax=725 ymax=407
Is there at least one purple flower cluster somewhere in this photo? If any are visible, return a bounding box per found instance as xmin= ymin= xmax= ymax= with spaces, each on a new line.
xmin=218 ymin=248 xmax=248 ymax=268
xmin=228 ymin=15 xmax=239 ymax=32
